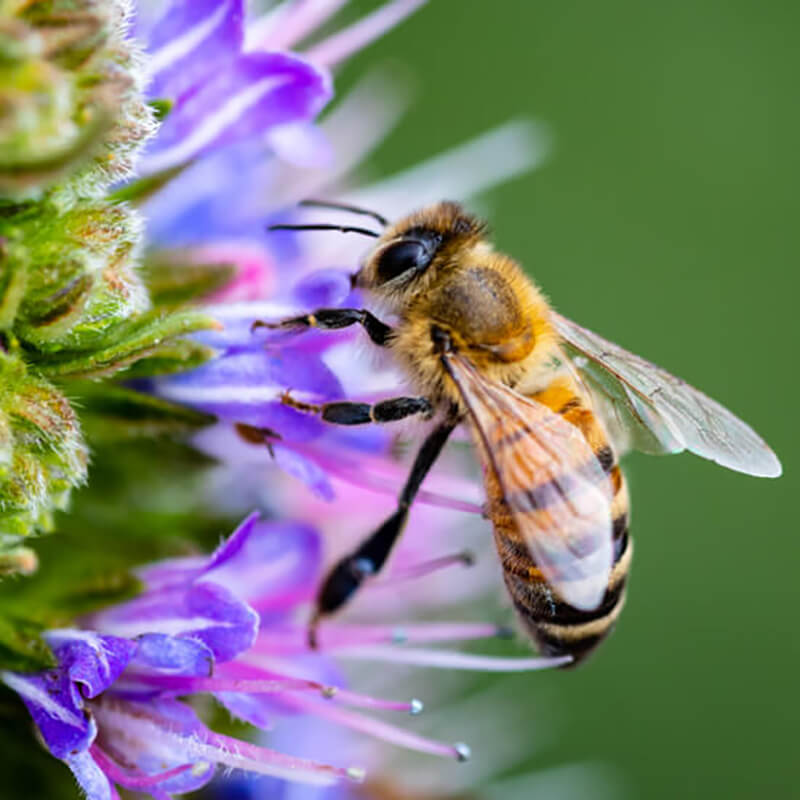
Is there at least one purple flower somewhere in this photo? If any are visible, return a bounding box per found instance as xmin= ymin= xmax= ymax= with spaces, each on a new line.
xmin=3 ymin=514 xmax=563 ymax=799
xmin=132 ymin=0 xmax=426 ymax=177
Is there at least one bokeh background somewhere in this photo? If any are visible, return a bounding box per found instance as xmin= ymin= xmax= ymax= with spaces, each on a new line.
xmin=2 ymin=3 xmax=795 ymax=799
xmin=337 ymin=2 xmax=796 ymax=798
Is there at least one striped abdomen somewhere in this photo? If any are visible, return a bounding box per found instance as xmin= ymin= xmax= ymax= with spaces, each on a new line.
xmin=489 ymin=377 xmax=632 ymax=666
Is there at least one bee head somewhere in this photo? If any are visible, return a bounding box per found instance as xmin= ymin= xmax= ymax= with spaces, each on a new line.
xmin=354 ymin=202 xmax=487 ymax=303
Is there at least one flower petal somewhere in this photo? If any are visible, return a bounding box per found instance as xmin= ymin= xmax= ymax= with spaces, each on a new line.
xmin=64 ymin=750 xmax=114 ymax=800
xmin=291 ymin=268 xmax=353 ymax=309
xmin=94 ymin=698 xmax=217 ymax=795
xmin=141 ymin=53 xmax=332 ymax=174
xmin=45 ymin=630 xmax=137 ymax=699
xmin=93 ymin=697 xmax=357 ymax=788
xmin=151 ymin=347 xmax=345 ymax=426
xmin=0 ymin=669 xmax=95 ymax=759
xmin=137 ymin=511 xmax=261 ymax=591
xmin=272 ymin=444 xmax=336 ymax=500
xmin=91 ymin=582 xmax=258 ymax=664
xmin=144 ymin=0 xmax=244 ymax=97
xmin=207 ymin=519 xmax=322 ymax=611
xmin=128 ymin=634 xmax=215 ymax=678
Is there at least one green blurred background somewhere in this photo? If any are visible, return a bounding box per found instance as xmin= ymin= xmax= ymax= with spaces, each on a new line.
xmin=340 ymin=2 xmax=797 ymax=798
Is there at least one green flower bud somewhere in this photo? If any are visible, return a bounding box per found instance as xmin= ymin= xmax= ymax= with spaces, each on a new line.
xmin=0 ymin=351 xmax=87 ymax=547
xmin=0 ymin=0 xmax=156 ymax=200
xmin=8 ymin=200 xmax=148 ymax=351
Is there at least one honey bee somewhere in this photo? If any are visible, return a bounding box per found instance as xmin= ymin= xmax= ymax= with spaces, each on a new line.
xmin=263 ymin=200 xmax=781 ymax=665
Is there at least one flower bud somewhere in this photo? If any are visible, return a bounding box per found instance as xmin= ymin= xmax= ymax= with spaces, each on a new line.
xmin=0 ymin=0 xmax=156 ymax=200
xmin=9 ymin=201 xmax=148 ymax=352
xmin=0 ymin=352 xmax=87 ymax=547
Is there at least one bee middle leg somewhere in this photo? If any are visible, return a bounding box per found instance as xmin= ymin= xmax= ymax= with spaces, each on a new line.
xmin=308 ymin=415 xmax=458 ymax=647
xmin=281 ymin=392 xmax=433 ymax=425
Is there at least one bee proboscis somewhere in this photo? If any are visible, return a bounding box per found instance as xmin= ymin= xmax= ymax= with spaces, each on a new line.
xmin=262 ymin=200 xmax=781 ymax=665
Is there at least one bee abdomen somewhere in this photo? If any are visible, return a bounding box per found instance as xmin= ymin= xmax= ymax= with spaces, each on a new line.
xmin=496 ymin=509 xmax=632 ymax=666
xmin=494 ymin=382 xmax=633 ymax=665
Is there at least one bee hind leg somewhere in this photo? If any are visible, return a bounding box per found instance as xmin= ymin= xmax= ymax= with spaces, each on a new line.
xmin=308 ymin=416 xmax=458 ymax=648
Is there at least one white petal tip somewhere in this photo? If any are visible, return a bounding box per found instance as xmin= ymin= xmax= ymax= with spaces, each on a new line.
xmin=391 ymin=627 xmax=408 ymax=644
xmin=409 ymin=698 xmax=424 ymax=715
xmin=454 ymin=743 xmax=472 ymax=762
xmin=347 ymin=767 xmax=366 ymax=783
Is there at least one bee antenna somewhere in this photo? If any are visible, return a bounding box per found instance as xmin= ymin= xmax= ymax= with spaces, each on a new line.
xmin=267 ymin=223 xmax=380 ymax=238
xmin=300 ymin=199 xmax=389 ymax=227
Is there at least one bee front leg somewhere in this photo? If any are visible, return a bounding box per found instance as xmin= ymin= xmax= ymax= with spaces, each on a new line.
xmin=308 ymin=416 xmax=458 ymax=648
xmin=252 ymin=308 xmax=393 ymax=346
xmin=281 ymin=392 xmax=433 ymax=426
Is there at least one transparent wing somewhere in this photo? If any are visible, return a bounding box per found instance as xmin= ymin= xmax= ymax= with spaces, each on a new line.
xmin=444 ymin=352 xmax=613 ymax=610
xmin=552 ymin=312 xmax=782 ymax=478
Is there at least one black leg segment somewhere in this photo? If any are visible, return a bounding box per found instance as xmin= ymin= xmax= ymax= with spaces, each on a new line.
xmin=308 ymin=418 xmax=457 ymax=647
xmin=280 ymin=393 xmax=432 ymax=426
xmin=253 ymin=307 xmax=393 ymax=346
xmin=321 ymin=397 xmax=433 ymax=425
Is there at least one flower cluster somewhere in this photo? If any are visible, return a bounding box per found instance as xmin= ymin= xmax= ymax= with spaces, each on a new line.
xmin=2 ymin=512 xmax=562 ymax=798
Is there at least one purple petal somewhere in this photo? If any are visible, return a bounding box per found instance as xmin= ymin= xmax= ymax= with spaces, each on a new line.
xmin=184 ymin=582 xmax=259 ymax=661
xmin=273 ymin=445 xmax=335 ymax=500
xmin=93 ymin=698 xmax=217 ymax=795
xmin=0 ymin=632 xmax=133 ymax=760
xmin=141 ymin=53 xmax=332 ymax=174
xmin=265 ymin=121 xmax=334 ymax=168
xmin=128 ymin=634 xmax=215 ymax=677
xmin=44 ymin=630 xmax=137 ymax=699
xmin=291 ymin=269 xmax=352 ymax=309
xmin=0 ymin=669 xmax=95 ymax=759
xmin=151 ymin=347 xmax=345 ymax=424
xmin=138 ymin=512 xmax=261 ymax=590
xmin=140 ymin=142 xmax=288 ymax=245
xmin=94 ymin=697 xmax=355 ymax=788
xmin=144 ymin=0 xmax=244 ymax=99
xmin=207 ymin=519 xmax=321 ymax=611
xmin=64 ymin=750 xmax=114 ymax=800
xmin=215 ymin=691 xmax=275 ymax=730
xmin=91 ymin=583 xmax=258 ymax=664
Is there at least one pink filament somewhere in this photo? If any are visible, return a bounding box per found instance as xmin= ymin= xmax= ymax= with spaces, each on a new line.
xmin=375 ymin=550 xmax=475 ymax=584
xmin=251 ymin=621 xmax=505 ymax=653
xmin=204 ymin=729 xmax=363 ymax=783
xmin=288 ymin=694 xmax=464 ymax=761
xmin=131 ymin=673 xmax=323 ymax=694
xmin=99 ymin=698 xmax=360 ymax=786
xmin=332 ymin=645 xmax=573 ymax=671
xmin=216 ymin=659 xmax=420 ymax=713
xmin=292 ymin=443 xmax=483 ymax=513
xmin=89 ymin=745 xmax=193 ymax=789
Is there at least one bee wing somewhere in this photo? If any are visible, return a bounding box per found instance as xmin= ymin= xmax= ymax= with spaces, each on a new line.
xmin=552 ymin=312 xmax=782 ymax=478
xmin=443 ymin=352 xmax=613 ymax=610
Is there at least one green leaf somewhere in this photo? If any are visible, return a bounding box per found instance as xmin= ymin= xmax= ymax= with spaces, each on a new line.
xmin=108 ymin=162 xmax=191 ymax=206
xmin=143 ymin=252 xmax=236 ymax=307
xmin=73 ymin=382 xmax=215 ymax=441
xmin=148 ymin=97 xmax=173 ymax=122
xmin=117 ymin=338 xmax=217 ymax=378
xmin=32 ymin=308 xmax=221 ymax=378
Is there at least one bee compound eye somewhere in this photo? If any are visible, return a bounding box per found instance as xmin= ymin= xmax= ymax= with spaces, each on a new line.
xmin=376 ymin=239 xmax=432 ymax=283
